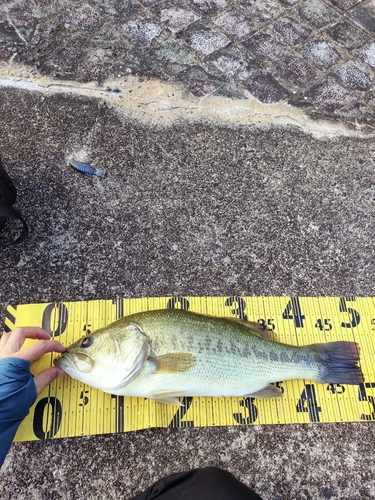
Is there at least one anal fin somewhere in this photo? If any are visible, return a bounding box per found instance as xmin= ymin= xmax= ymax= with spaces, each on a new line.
xmin=246 ymin=384 xmax=283 ymax=399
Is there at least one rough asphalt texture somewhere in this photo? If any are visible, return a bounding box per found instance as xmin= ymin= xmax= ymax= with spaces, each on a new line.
xmin=0 ymin=0 xmax=375 ymax=499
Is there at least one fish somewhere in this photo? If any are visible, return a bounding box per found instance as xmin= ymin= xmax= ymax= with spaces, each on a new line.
xmin=54 ymin=309 xmax=364 ymax=406
xmin=69 ymin=160 xmax=106 ymax=178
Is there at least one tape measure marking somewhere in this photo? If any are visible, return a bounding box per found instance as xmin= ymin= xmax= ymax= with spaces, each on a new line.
xmin=4 ymin=296 xmax=375 ymax=442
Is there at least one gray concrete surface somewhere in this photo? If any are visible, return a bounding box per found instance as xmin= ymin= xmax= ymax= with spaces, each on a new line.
xmin=1 ymin=0 xmax=375 ymax=499
xmin=0 ymin=86 xmax=375 ymax=499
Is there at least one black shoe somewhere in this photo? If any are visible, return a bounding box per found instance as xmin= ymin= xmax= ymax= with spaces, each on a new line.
xmin=0 ymin=158 xmax=29 ymax=247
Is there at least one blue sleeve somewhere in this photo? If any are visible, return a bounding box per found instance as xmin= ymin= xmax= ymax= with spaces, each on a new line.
xmin=0 ymin=358 xmax=37 ymax=466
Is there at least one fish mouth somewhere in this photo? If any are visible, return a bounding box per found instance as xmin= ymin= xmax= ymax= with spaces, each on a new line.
xmin=54 ymin=350 xmax=93 ymax=373
xmin=54 ymin=351 xmax=75 ymax=370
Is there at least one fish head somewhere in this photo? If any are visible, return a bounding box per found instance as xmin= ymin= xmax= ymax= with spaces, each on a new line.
xmin=54 ymin=320 xmax=150 ymax=392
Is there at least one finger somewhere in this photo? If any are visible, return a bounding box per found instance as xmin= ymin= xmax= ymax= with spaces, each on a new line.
xmin=34 ymin=366 xmax=65 ymax=396
xmin=17 ymin=339 xmax=66 ymax=363
xmin=0 ymin=331 xmax=11 ymax=347
xmin=3 ymin=327 xmax=51 ymax=353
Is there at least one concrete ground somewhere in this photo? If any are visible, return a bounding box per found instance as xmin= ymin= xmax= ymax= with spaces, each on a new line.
xmin=0 ymin=0 xmax=375 ymax=499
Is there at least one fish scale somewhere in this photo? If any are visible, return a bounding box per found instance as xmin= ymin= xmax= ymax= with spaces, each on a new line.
xmin=55 ymin=309 xmax=363 ymax=404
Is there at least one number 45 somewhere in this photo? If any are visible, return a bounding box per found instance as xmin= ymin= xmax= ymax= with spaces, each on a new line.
xmin=315 ymin=319 xmax=332 ymax=331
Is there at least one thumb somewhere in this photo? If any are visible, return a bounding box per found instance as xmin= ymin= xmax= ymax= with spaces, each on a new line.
xmin=34 ymin=366 xmax=65 ymax=396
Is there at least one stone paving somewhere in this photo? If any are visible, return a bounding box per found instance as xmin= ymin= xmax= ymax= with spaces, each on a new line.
xmin=1 ymin=0 xmax=375 ymax=128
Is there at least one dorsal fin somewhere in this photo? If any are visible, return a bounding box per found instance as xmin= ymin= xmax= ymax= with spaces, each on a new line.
xmin=223 ymin=317 xmax=278 ymax=341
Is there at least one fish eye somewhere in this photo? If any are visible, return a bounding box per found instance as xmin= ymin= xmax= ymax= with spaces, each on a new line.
xmin=81 ymin=337 xmax=92 ymax=348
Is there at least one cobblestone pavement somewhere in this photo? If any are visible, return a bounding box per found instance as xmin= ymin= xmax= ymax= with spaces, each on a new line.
xmin=1 ymin=0 xmax=375 ymax=128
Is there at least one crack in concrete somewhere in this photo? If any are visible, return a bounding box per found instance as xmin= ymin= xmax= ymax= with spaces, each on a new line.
xmin=6 ymin=16 xmax=28 ymax=45
xmin=0 ymin=73 xmax=373 ymax=139
xmin=7 ymin=54 xmax=18 ymax=75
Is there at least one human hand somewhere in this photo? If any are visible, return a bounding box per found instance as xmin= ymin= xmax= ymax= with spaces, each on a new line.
xmin=0 ymin=327 xmax=66 ymax=395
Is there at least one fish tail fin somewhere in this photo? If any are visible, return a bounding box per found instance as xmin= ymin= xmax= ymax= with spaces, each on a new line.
xmin=312 ymin=341 xmax=364 ymax=385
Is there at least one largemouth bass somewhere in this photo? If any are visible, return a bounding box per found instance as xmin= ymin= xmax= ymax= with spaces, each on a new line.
xmin=54 ymin=309 xmax=363 ymax=405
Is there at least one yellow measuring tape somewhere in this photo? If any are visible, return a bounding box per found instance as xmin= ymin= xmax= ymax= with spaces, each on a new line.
xmin=4 ymin=296 xmax=375 ymax=442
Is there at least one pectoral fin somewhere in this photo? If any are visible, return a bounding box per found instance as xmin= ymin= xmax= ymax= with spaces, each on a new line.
xmin=149 ymin=390 xmax=188 ymax=406
xmin=246 ymin=384 xmax=283 ymax=399
xmin=151 ymin=353 xmax=196 ymax=374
